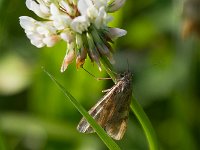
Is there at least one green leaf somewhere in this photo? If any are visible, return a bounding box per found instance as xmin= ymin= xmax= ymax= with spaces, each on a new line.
xmin=43 ymin=68 xmax=121 ymax=150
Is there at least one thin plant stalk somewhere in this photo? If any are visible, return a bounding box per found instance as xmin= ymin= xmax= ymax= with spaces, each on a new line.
xmin=130 ymin=96 xmax=159 ymax=150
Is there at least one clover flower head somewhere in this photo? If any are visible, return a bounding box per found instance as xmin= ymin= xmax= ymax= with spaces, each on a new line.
xmin=19 ymin=0 xmax=127 ymax=72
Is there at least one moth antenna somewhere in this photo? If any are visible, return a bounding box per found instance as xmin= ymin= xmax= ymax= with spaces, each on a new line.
xmin=126 ymin=59 xmax=130 ymax=72
xmin=82 ymin=67 xmax=111 ymax=81
xmin=109 ymin=68 xmax=118 ymax=76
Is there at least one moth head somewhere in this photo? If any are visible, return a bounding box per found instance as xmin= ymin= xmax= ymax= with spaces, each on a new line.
xmin=118 ymin=71 xmax=132 ymax=82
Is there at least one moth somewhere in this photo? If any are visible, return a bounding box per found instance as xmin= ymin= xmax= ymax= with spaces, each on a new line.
xmin=77 ymin=72 xmax=133 ymax=140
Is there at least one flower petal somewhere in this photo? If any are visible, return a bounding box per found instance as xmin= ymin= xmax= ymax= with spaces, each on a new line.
xmin=71 ymin=15 xmax=90 ymax=33
xmin=61 ymin=47 xmax=75 ymax=72
xmin=50 ymin=3 xmax=72 ymax=30
xmin=43 ymin=35 xmax=60 ymax=47
xmin=50 ymin=3 xmax=60 ymax=16
xmin=60 ymin=30 xmax=75 ymax=43
xmin=60 ymin=0 xmax=74 ymax=15
xmin=87 ymin=5 xmax=98 ymax=20
xmin=19 ymin=16 xmax=36 ymax=31
xmin=107 ymin=28 xmax=127 ymax=39
xmin=29 ymin=35 xmax=45 ymax=48
xmin=93 ymin=0 xmax=108 ymax=9
xmin=108 ymin=0 xmax=126 ymax=12
xmin=26 ymin=0 xmax=49 ymax=18
xmin=77 ymin=0 xmax=93 ymax=15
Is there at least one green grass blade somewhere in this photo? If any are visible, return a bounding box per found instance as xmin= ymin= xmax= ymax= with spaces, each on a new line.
xmin=130 ymin=95 xmax=159 ymax=150
xmin=43 ymin=68 xmax=121 ymax=150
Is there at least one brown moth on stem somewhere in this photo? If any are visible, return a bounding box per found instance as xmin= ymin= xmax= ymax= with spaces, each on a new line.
xmin=77 ymin=72 xmax=133 ymax=140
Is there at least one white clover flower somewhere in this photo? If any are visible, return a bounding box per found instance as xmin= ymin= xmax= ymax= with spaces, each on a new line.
xmin=50 ymin=3 xmax=72 ymax=30
xmin=26 ymin=0 xmax=51 ymax=18
xmin=19 ymin=16 xmax=60 ymax=48
xmin=71 ymin=15 xmax=90 ymax=34
xmin=19 ymin=0 xmax=127 ymax=72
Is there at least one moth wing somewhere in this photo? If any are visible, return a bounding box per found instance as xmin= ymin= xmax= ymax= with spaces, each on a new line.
xmin=77 ymin=93 xmax=113 ymax=133
xmin=105 ymin=110 xmax=129 ymax=140
xmin=104 ymin=87 xmax=132 ymax=140
xmin=77 ymin=80 xmax=132 ymax=140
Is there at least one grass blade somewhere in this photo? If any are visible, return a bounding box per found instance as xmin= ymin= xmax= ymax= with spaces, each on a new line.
xmin=43 ymin=68 xmax=121 ymax=150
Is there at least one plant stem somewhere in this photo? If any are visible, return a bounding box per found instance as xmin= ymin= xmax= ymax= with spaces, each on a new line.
xmin=130 ymin=96 xmax=159 ymax=150
xmin=101 ymin=59 xmax=159 ymax=150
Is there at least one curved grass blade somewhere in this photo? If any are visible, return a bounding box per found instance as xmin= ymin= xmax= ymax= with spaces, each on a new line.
xmin=43 ymin=68 xmax=121 ymax=150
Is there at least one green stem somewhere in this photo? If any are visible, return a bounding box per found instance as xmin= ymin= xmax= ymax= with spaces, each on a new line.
xmin=130 ymin=96 xmax=159 ymax=150
xmin=101 ymin=59 xmax=159 ymax=150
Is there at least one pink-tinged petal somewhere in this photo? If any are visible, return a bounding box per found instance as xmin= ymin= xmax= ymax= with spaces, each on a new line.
xmin=43 ymin=35 xmax=60 ymax=47
xmin=61 ymin=50 xmax=75 ymax=72
xmin=30 ymin=37 xmax=45 ymax=48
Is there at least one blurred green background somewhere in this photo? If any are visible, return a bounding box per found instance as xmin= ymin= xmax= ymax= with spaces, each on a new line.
xmin=0 ymin=0 xmax=200 ymax=149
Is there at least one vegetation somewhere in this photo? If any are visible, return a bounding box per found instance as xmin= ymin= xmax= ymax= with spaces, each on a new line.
xmin=0 ymin=0 xmax=199 ymax=149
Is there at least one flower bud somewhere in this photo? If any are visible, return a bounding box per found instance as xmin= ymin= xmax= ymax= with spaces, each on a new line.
xmin=108 ymin=0 xmax=126 ymax=12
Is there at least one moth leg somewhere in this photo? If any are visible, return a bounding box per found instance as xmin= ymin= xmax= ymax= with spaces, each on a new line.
xmin=102 ymin=88 xmax=112 ymax=93
xmin=82 ymin=67 xmax=111 ymax=81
